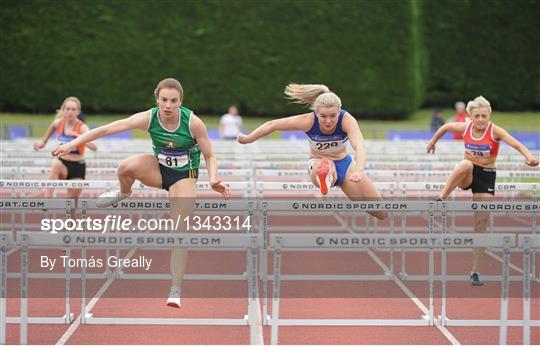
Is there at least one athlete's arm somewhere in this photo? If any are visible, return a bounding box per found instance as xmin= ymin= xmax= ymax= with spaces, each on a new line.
xmin=341 ymin=113 xmax=366 ymax=181
xmin=52 ymin=111 xmax=150 ymax=156
xmin=79 ymin=124 xmax=97 ymax=151
xmin=427 ymin=122 xmax=467 ymax=154
xmin=34 ymin=119 xmax=60 ymax=151
xmin=494 ymin=125 xmax=539 ymax=166
xmin=237 ymin=113 xmax=312 ymax=144
xmin=190 ymin=114 xmax=231 ymax=197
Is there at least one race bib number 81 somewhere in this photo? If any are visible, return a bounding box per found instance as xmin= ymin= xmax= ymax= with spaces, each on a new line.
xmin=158 ymin=152 xmax=188 ymax=168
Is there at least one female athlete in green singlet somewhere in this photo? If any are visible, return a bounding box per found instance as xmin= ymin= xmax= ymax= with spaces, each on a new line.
xmin=53 ymin=78 xmax=230 ymax=309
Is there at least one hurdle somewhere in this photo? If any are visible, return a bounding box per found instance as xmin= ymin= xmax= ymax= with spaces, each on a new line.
xmin=518 ymin=235 xmax=540 ymax=345
xmin=268 ymin=232 xmax=515 ymax=345
xmin=259 ymin=200 xmax=434 ymax=326
xmin=15 ymin=232 xmax=260 ymax=345
xmin=2 ymin=197 xmax=77 ymax=280
xmin=396 ymin=185 xmax=539 ymax=282
xmin=2 ymin=198 xmax=79 ymax=305
xmin=399 ymin=201 xmax=539 ymax=283
xmin=1 ymin=196 xmax=256 ymax=338
xmin=434 ymin=202 xmax=538 ymax=343
xmin=77 ymin=198 xmax=255 ymax=281
xmin=0 ymin=232 xmax=15 ymax=344
xmin=1 ymin=199 xmax=77 ymax=332
xmin=2 ymin=196 xmax=255 ymax=281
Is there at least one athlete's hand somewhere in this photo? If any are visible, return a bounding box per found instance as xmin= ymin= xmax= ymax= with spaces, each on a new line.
xmin=51 ymin=143 xmax=73 ymax=157
xmin=426 ymin=141 xmax=436 ymax=154
xmin=525 ymin=157 xmax=539 ymax=167
xmin=237 ymin=133 xmax=251 ymax=144
xmin=211 ymin=180 xmax=231 ymax=198
xmin=348 ymin=170 xmax=365 ymax=183
xmin=33 ymin=140 xmax=45 ymax=151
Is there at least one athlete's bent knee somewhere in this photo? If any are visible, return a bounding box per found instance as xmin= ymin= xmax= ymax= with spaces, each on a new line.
xmin=117 ymin=160 xmax=135 ymax=177
xmin=456 ymin=160 xmax=473 ymax=173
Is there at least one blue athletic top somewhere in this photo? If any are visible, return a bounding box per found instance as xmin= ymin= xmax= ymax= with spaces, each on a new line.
xmin=305 ymin=109 xmax=349 ymax=154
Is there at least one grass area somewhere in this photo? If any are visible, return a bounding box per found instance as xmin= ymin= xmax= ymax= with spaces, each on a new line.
xmin=1 ymin=109 xmax=538 ymax=140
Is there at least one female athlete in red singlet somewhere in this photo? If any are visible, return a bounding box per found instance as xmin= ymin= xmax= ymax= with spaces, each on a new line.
xmin=427 ymin=96 xmax=539 ymax=286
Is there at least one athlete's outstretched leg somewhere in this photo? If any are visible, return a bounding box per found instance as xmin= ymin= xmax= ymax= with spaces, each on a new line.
xmin=470 ymin=192 xmax=492 ymax=286
xmin=166 ymin=178 xmax=196 ymax=308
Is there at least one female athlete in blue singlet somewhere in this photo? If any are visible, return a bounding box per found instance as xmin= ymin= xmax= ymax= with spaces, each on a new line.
xmin=238 ymin=83 xmax=387 ymax=220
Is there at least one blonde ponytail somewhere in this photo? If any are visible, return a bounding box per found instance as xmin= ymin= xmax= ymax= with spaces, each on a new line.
xmin=284 ymin=83 xmax=342 ymax=111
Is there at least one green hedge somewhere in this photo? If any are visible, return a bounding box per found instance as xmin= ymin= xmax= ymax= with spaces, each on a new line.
xmin=0 ymin=0 xmax=422 ymax=119
xmin=421 ymin=0 xmax=540 ymax=110
xmin=2 ymin=0 xmax=537 ymax=117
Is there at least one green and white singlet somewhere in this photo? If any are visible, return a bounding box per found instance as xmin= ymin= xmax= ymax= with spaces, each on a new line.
xmin=148 ymin=106 xmax=201 ymax=172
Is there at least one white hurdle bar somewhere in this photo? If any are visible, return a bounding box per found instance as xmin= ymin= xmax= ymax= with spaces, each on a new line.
xmin=0 ymin=157 xmax=253 ymax=170
xmin=5 ymin=152 xmax=531 ymax=162
xmin=255 ymin=169 xmax=540 ymax=180
xmin=0 ymin=232 xmax=15 ymax=345
xmin=0 ymin=167 xmax=254 ymax=181
xmin=251 ymin=160 xmax=539 ymax=171
xmin=0 ymin=179 xmax=255 ymax=198
xmin=268 ymin=233 xmax=516 ymax=345
xmin=0 ymin=197 xmax=74 ymax=227
xmin=518 ymin=235 xmax=540 ymax=345
xmin=15 ymin=232 xmax=260 ymax=345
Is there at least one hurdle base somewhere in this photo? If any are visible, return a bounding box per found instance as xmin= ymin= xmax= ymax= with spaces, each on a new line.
xmin=439 ymin=317 xmax=540 ymax=327
xmin=399 ymin=273 xmax=526 ymax=282
xmin=265 ymin=274 xmax=392 ymax=281
xmin=83 ymin=316 xmax=250 ymax=325
xmin=7 ymin=313 xmax=74 ymax=324
xmin=6 ymin=272 xmax=247 ymax=281
xmin=117 ymin=273 xmax=246 ymax=280
xmin=267 ymin=318 xmax=430 ymax=326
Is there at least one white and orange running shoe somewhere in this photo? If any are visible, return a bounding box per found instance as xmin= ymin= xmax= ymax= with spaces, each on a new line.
xmin=166 ymin=285 xmax=181 ymax=309
xmin=316 ymin=160 xmax=333 ymax=195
